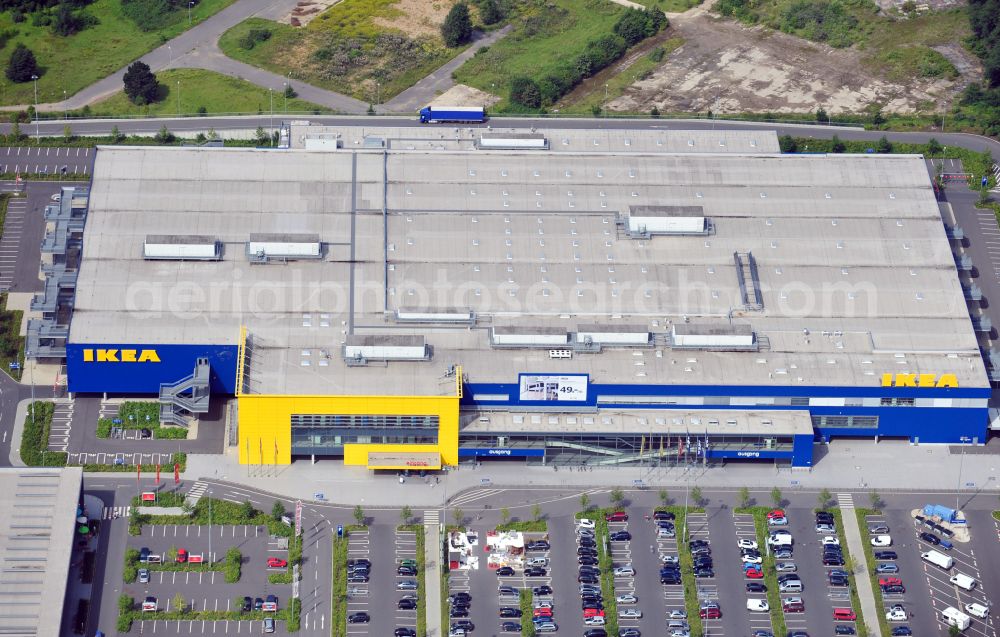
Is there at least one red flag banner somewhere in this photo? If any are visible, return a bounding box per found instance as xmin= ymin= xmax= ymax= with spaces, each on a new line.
xmin=156 ymin=464 xmax=161 ymax=485
xmin=174 ymin=463 xmax=180 ymax=484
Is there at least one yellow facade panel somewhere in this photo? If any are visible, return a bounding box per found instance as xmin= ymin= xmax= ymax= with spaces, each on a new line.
xmin=237 ymin=393 xmax=459 ymax=466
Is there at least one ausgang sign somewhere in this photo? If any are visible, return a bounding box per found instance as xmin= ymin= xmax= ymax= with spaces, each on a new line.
xmin=880 ymin=373 xmax=958 ymax=388
xmin=82 ymin=348 xmax=161 ymax=363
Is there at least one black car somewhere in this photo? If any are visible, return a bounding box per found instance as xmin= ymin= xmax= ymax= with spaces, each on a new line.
xmin=450 ymin=608 xmax=470 ymax=618
xmin=584 ymin=629 xmax=608 ymax=637
xmin=881 ymin=584 xmax=905 ymax=594
xmin=254 ymin=598 xmax=264 ymax=611
xmin=499 ymin=607 xmax=522 ymax=618
xmin=527 ymin=541 xmax=550 ymax=551
xmin=689 ymin=540 xmax=710 ymax=548
xmin=348 ymin=559 xmax=371 ymax=569
xmin=656 ymin=520 xmax=675 ymax=529
xmin=579 ymin=556 xmax=599 ymax=566
xmin=533 ymin=585 xmax=553 ymax=596
xmin=451 ymin=603 xmax=470 ymax=613
xmin=610 ymin=531 xmax=631 ymax=541
xmin=450 ymin=593 xmax=471 ymax=604
xmin=823 ymin=556 xmax=845 ymax=566
xmin=578 ymin=575 xmax=599 ymax=584
xmin=451 ymin=621 xmax=475 ymax=632
xmin=579 ymin=538 xmax=597 ymax=548
xmin=918 ymin=532 xmax=940 ymax=545
xmin=693 ymin=558 xmax=713 ymax=567
xmin=694 ymin=567 xmax=714 ymax=578
xmin=240 ymin=596 xmax=252 ymax=612
xmin=660 ymin=575 xmax=682 ymax=585
xmin=582 ymin=602 xmax=604 ymax=611
xmin=577 ymin=547 xmax=598 ymax=557
xmin=499 ymin=586 xmax=518 ymax=596
xmin=777 ymin=573 xmax=800 ymax=582
xmin=526 ymin=567 xmax=547 ymax=577
xmin=348 ymin=613 xmax=370 ymax=624
xmin=397 ymin=597 xmax=417 ymax=609
xmin=874 ymin=551 xmax=897 ymax=560
xmin=398 ymin=566 xmax=417 ymax=576
xmin=746 ymin=582 xmax=767 ymax=593
xmin=834 ymin=626 xmax=856 ymax=636
xmin=347 ymin=574 xmax=369 ymax=583
xmin=140 ymin=428 xmax=152 ymax=439
xmin=395 ymin=629 xmax=417 ymax=637
xmin=653 ymin=511 xmax=675 ymax=521
xmin=497 ymin=567 xmax=515 ymax=577
xmin=891 ymin=628 xmax=913 ymax=636
xmin=690 ymin=546 xmax=712 ymax=556
xmin=501 ymin=622 xmax=521 ymax=633
xmin=829 ymin=575 xmax=849 ymax=587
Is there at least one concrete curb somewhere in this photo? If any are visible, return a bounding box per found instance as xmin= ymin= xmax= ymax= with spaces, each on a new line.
xmin=7 ymin=397 xmax=32 ymax=466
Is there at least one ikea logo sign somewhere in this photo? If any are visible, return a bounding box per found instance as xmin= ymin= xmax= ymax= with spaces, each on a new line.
xmin=82 ymin=349 xmax=161 ymax=363
xmin=880 ymin=373 xmax=958 ymax=388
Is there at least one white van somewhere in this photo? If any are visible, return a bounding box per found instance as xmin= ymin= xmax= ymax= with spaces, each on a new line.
xmin=965 ymin=602 xmax=989 ymax=619
xmin=950 ymin=573 xmax=977 ymax=591
xmin=768 ymin=533 xmax=793 ymax=547
xmin=779 ymin=580 xmax=803 ymax=593
xmin=921 ymin=550 xmax=953 ymax=570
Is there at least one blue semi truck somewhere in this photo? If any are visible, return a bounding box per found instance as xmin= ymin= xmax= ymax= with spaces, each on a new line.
xmin=419 ymin=106 xmax=486 ymax=124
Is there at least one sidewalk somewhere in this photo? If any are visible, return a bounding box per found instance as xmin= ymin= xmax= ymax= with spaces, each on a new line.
xmin=838 ymin=494 xmax=882 ymax=637
xmin=183 ymin=438 xmax=1000 ymax=507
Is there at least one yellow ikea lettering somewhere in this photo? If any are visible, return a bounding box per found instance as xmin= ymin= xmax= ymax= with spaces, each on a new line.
xmin=880 ymin=373 xmax=958 ymax=388
xmin=82 ymin=348 xmax=160 ymax=363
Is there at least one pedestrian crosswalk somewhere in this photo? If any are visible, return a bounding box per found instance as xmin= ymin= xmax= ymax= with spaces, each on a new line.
xmin=991 ymin=163 xmax=999 ymax=193
xmin=448 ymin=488 xmax=504 ymax=507
xmin=102 ymin=506 xmax=131 ymax=520
xmin=187 ymin=481 xmax=208 ymax=506
xmin=423 ymin=510 xmax=440 ymax=526
xmin=837 ymin=493 xmax=855 ymax=510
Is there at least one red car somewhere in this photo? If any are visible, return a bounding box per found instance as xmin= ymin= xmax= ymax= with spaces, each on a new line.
xmin=583 ymin=609 xmax=605 ymax=618
xmin=699 ymin=607 xmax=721 ymax=619
xmin=833 ymin=608 xmax=857 ymax=621
xmin=267 ymin=557 xmax=288 ymax=568
xmin=533 ymin=609 xmax=552 ymax=618
xmin=878 ymin=577 xmax=902 ymax=587
xmin=766 ymin=509 xmax=785 ymax=519
xmin=177 ymin=548 xmax=188 ymax=563
xmin=745 ymin=568 xmax=764 ymax=579
xmin=605 ymin=511 xmax=628 ymax=522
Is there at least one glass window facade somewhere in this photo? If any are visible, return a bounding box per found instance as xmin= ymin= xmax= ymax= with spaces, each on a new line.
xmin=291 ymin=413 xmax=439 ymax=454
xmin=811 ymin=415 xmax=878 ymax=428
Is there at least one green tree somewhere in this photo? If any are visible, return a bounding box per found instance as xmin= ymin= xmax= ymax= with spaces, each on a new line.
xmin=500 ymin=507 xmax=510 ymax=525
xmin=271 ymin=501 xmax=285 ymax=521
xmin=62 ymin=124 xmax=73 ymax=142
xmin=353 ymin=504 xmax=365 ymax=526
xmin=876 ymin=135 xmax=893 ymax=153
xmin=400 ymin=505 xmax=412 ymax=524
xmin=927 ymin=137 xmax=943 ymax=154
xmin=109 ymin=124 xmax=124 ymax=143
xmin=254 ymin=126 xmax=269 ymax=145
xmin=9 ymin=121 xmax=21 ymax=142
xmin=509 ymin=76 xmax=541 ymax=108
xmin=579 ymin=493 xmax=590 ymax=511
xmin=154 ymin=125 xmax=174 ymax=144
xmin=650 ymin=105 xmax=660 ymax=118
xmin=452 ymin=507 xmax=464 ymax=526
xmin=591 ymin=104 xmax=602 ymax=117
xmin=167 ymin=545 xmax=178 ymax=561
xmin=478 ymin=0 xmax=502 ymax=24
xmin=950 ymin=624 xmax=962 ymax=637
xmin=532 ymin=503 xmax=542 ymax=522
xmin=172 ymin=591 xmax=186 ymax=613
xmin=690 ymin=486 xmax=703 ymax=507
xmin=609 ymin=487 xmax=625 ymax=508
xmin=738 ymin=487 xmax=751 ymax=509
xmin=123 ymin=60 xmax=160 ymax=105
xmin=658 ymin=489 xmax=669 ymax=506
xmin=869 ymin=490 xmax=881 ymax=509
xmin=6 ymin=43 xmax=38 ymax=83
xmin=871 ymin=108 xmax=886 ymax=127
xmin=818 ymin=488 xmax=832 ymax=509
xmin=118 ymin=594 xmax=133 ymax=614
xmin=441 ymin=2 xmax=473 ymax=47
xmin=284 ymin=83 xmax=297 ymax=99
xmin=770 ymin=487 xmax=782 ymax=507
xmin=778 ymin=134 xmax=798 ymax=153
xmin=239 ymin=500 xmax=255 ymax=521
xmin=830 ymin=134 xmax=846 ymax=153
xmin=815 ymin=107 xmax=829 ymax=123
xmin=53 ymin=5 xmax=86 ymax=37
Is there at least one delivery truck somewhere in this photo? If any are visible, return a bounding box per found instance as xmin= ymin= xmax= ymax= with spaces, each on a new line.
xmin=950 ymin=573 xmax=978 ymax=591
xmin=942 ymin=606 xmax=971 ymax=630
xmin=419 ymin=106 xmax=485 ymax=124
xmin=921 ymin=549 xmax=954 ymax=570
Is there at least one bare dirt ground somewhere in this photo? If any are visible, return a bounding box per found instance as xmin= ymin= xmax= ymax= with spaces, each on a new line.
xmin=430 ymin=84 xmax=501 ymax=108
xmin=278 ymin=0 xmax=341 ymax=25
xmin=609 ymin=7 xmax=970 ymax=115
xmin=373 ymin=0 xmax=457 ymax=38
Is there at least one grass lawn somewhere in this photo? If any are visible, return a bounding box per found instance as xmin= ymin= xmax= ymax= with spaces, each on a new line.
xmin=562 ymin=37 xmax=683 ymax=112
xmin=0 ymin=286 xmax=26 ymax=382
xmin=453 ymin=0 xmax=626 ymax=110
xmin=218 ymin=0 xmax=468 ymax=104
xmin=87 ymin=68 xmax=331 ymax=116
xmin=0 ymin=0 xmax=238 ymax=107
xmin=631 ymin=0 xmax=702 ymax=10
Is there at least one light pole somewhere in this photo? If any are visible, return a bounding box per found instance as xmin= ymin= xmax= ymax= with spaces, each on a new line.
xmin=176 ymin=80 xmax=180 ymax=116
xmin=167 ymin=45 xmax=172 ymax=66
xmin=31 ymin=74 xmax=38 ymax=141
xmin=283 ymin=81 xmax=288 ymax=113
xmin=269 ymin=88 xmax=274 ymax=147
xmin=376 ymin=80 xmax=380 ymax=107
xmin=956 ymin=436 xmax=972 ymax=511
xmin=188 ymin=1 xmax=193 ymax=25
xmin=604 ymin=83 xmax=608 ymax=118
xmin=208 ymin=489 xmax=213 ymax=563
xmin=63 ymin=90 xmax=66 ymax=120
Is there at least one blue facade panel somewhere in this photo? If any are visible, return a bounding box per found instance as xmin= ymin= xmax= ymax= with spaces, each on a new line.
xmin=66 ymin=343 xmax=239 ymax=394
xmin=705 ymin=449 xmax=794 ymax=460
xmin=458 ymin=448 xmax=546 ymax=457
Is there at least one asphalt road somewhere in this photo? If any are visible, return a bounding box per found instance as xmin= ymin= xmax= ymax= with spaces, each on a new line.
xmin=1 ymin=116 xmax=998 ymax=162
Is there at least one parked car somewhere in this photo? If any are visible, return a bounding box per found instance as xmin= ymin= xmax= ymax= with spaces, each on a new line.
xmin=267 ymin=557 xmax=288 ymax=568
xmin=782 ymin=598 xmax=805 ymax=613
xmin=501 ymin=622 xmax=521 ymax=633
xmin=874 ymin=551 xmax=897 ymax=560
xmin=775 ymin=562 xmax=797 ymax=572
xmin=579 ymin=556 xmax=599 ymax=566
xmin=871 ymin=535 xmax=893 ymax=547
xmin=498 ymin=586 xmax=518 ymax=596
xmin=499 ymin=607 xmax=521 ymax=618
xmin=398 ymin=566 xmax=417 ymax=576
xmin=605 ymin=512 xmax=628 ymax=522
xmin=747 ymin=599 xmax=769 ymax=612
xmin=397 ymin=580 xmax=418 ymax=590
xmin=613 ymin=566 xmax=635 ymax=577
xmin=395 ymin=628 xmax=417 ymax=637
xmin=890 ymin=628 xmax=912 ymax=636
xmin=876 ymin=563 xmax=899 ymax=573
xmin=822 ymin=537 xmax=840 ymax=546
xmin=746 ymin=582 xmax=767 ymax=593
xmin=578 ymin=518 xmax=596 ymax=529
xmin=527 ymin=541 xmax=550 ymax=551
xmin=654 ymin=511 xmax=675 ymax=521
xmin=348 ymin=613 xmax=370 ymax=624
xmin=620 ymin=608 xmax=642 ymax=619
xmin=496 ymin=566 xmax=515 ymax=577
xmin=766 ymin=509 xmax=785 ymax=519
xmin=610 ymin=531 xmax=631 ymax=542
xmin=263 ymin=618 xmax=275 ymax=634
xmin=138 ymin=568 xmax=149 ymax=583
xmin=699 ymin=607 xmax=721 ymax=619
xmin=885 ymin=607 xmax=907 ymax=622
xmin=816 ymin=523 xmax=836 ymax=533
xmin=737 ymin=539 xmax=758 ymax=550
xmin=767 ymin=516 xmax=788 ymax=526
xmin=745 ymin=568 xmax=764 ymax=579
xmin=869 ymin=525 xmax=890 ymax=534
xmin=141 ymin=597 xmax=157 ymax=612
xmin=525 ymin=567 xmax=547 ymax=577
xmin=616 ymin=594 xmax=637 ymax=604
xmin=533 ymin=585 xmax=553 ymax=596
xmin=834 ymin=626 xmax=855 ymax=636
xmin=918 ymin=532 xmax=941 ymax=545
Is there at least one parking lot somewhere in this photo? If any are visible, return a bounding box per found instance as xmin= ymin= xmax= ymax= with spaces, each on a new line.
xmin=733 ymin=512 xmax=774 ymax=636
xmin=127 ymin=524 xmax=292 ymax=635
xmin=0 ymin=145 xmax=94 ymax=175
xmin=345 ymin=527 xmax=371 ymax=637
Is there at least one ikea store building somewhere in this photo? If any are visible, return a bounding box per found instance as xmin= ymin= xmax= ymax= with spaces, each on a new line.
xmin=35 ymin=126 xmax=991 ymax=470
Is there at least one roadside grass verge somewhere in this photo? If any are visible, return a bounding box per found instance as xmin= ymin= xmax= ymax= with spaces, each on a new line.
xmin=496 ymin=520 xmax=548 ymax=532
xmin=453 ymin=0 xmax=626 ymax=111
xmin=0 ymin=288 xmax=26 ymax=382
xmin=575 ymin=508 xmax=619 ymax=637
xmin=735 ymin=507 xmax=786 ymax=637
xmin=441 ymin=565 xmax=449 ymax=637
xmin=87 ymin=69 xmax=331 ymax=117
xmin=127 ymin=497 xmax=293 ymax=537
xmin=331 ymin=531 xmax=348 ymax=637
xmin=820 ymin=508 xmax=868 ymax=637
xmin=562 ymin=37 xmax=684 ymax=113
xmin=992 ymin=511 xmax=1000 ymax=522
xmin=96 ymin=400 xmax=188 ymax=440
xmin=855 ymin=507 xmax=891 ymax=637
xmin=397 ymin=524 xmax=428 ymax=637
xmin=519 ymin=589 xmax=535 ymax=637
xmin=20 ymin=401 xmax=67 ymax=466
xmin=0 ymin=0 xmax=239 ymax=107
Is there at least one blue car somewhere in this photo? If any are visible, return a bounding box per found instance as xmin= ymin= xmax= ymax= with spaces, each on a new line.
xmin=890 ymin=628 xmax=912 ymax=636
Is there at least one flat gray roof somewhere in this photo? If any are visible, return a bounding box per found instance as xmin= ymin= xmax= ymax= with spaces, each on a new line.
xmin=0 ymin=468 xmax=82 ymax=637
xmin=71 ymin=137 xmax=988 ymax=395
xmin=462 ymin=409 xmax=813 ymax=436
